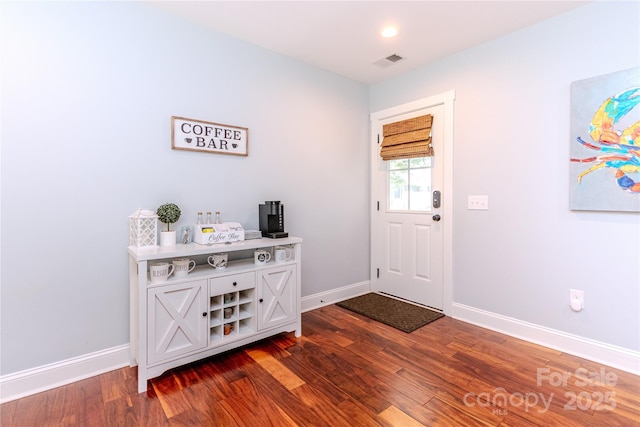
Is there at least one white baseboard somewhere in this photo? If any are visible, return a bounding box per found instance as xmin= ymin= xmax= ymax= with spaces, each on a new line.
xmin=0 ymin=344 xmax=130 ymax=404
xmin=4 ymin=292 xmax=637 ymax=403
xmin=301 ymin=280 xmax=370 ymax=312
xmin=452 ymin=302 xmax=640 ymax=376
xmin=0 ymin=282 xmax=371 ymax=404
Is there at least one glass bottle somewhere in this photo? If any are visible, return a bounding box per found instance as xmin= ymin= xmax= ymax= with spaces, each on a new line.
xmin=182 ymin=227 xmax=191 ymax=244
xmin=214 ymin=211 xmax=222 ymax=224
xmin=196 ymin=212 xmax=203 ymax=224
xmin=206 ymin=211 xmax=213 ymax=224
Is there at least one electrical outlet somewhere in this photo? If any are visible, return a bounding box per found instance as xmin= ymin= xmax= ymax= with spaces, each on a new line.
xmin=570 ymin=289 xmax=584 ymax=311
xmin=468 ymin=195 xmax=489 ymax=210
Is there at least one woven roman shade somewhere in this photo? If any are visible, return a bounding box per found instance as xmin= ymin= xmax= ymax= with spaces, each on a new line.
xmin=380 ymin=114 xmax=433 ymax=161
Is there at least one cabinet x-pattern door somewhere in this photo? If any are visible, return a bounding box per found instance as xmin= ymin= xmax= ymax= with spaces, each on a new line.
xmin=258 ymin=266 xmax=296 ymax=330
xmin=148 ymin=279 xmax=207 ymax=364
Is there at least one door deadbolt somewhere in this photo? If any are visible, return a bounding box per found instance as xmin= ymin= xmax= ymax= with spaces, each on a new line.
xmin=433 ymin=190 xmax=441 ymax=208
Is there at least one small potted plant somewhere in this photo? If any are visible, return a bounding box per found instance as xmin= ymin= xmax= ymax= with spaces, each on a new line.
xmin=156 ymin=203 xmax=181 ymax=246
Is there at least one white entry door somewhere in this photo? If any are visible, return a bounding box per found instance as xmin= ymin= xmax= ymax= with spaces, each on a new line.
xmin=371 ymin=102 xmax=446 ymax=310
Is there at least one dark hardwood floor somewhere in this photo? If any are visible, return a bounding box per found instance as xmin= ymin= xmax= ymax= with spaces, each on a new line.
xmin=2 ymin=304 xmax=639 ymax=426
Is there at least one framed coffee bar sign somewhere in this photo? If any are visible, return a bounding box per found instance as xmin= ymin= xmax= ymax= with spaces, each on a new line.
xmin=171 ymin=116 xmax=248 ymax=156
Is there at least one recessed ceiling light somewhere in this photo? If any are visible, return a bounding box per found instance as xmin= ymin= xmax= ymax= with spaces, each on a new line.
xmin=381 ymin=26 xmax=398 ymax=38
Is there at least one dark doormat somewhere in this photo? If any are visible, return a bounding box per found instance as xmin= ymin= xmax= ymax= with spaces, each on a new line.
xmin=336 ymin=292 xmax=444 ymax=333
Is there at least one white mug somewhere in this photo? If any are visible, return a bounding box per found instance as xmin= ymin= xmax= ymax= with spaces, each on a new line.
xmin=254 ymin=249 xmax=271 ymax=265
xmin=274 ymin=246 xmax=293 ymax=263
xmin=208 ymin=253 xmax=228 ymax=269
xmin=149 ymin=263 xmax=174 ymax=283
xmin=173 ymin=258 xmax=196 ymax=277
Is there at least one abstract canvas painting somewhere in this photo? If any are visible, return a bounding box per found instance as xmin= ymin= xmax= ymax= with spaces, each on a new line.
xmin=569 ymin=67 xmax=640 ymax=212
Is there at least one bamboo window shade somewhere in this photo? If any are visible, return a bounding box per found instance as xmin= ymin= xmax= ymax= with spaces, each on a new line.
xmin=380 ymin=114 xmax=434 ymax=161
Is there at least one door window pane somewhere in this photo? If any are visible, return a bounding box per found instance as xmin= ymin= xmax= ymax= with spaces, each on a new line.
xmin=410 ymin=157 xmax=430 ymax=168
xmin=389 ymin=170 xmax=408 ymax=210
xmin=388 ymin=157 xmax=432 ymax=211
xmin=410 ymin=168 xmax=430 ymax=211
xmin=389 ymin=159 xmax=409 ymax=169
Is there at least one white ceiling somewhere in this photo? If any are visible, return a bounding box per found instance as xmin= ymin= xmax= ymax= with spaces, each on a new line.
xmin=150 ymin=1 xmax=589 ymax=84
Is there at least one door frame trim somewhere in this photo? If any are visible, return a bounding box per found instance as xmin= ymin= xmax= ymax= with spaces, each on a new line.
xmin=370 ymin=90 xmax=455 ymax=315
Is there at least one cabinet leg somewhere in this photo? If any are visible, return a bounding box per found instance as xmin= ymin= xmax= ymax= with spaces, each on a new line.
xmin=295 ymin=321 xmax=302 ymax=337
xmin=138 ymin=371 xmax=148 ymax=394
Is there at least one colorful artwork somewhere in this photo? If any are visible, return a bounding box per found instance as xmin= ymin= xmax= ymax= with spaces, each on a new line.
xmin=570 ymin=68 xmax=640 ymax=212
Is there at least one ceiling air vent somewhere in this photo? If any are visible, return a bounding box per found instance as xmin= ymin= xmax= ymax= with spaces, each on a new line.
xmin=372 ymin=54 xmax=404 ymax=68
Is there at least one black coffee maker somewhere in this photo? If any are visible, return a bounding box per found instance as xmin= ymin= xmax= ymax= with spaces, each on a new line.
xmin=259 ymin=201 xmax=288 ymax=238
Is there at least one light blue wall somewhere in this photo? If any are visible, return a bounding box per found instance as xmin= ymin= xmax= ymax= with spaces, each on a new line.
xmin=2 ymin=0 xmax=638 ymax=378
xmin=0 ymin=1 xmax=370 ymax=374
xmin=371 ymin=1 xmax=640 ymax=351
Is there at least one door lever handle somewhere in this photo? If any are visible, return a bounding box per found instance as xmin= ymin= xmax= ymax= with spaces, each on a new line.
xmin=432 ymin=214 xmax=441 ymax=222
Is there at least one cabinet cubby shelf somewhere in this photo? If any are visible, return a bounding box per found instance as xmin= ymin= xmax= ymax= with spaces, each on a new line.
xmin=210 ymin=287 xmax=256 ymax=341
xmin=146 ymin=259 xmax=298 ymax=286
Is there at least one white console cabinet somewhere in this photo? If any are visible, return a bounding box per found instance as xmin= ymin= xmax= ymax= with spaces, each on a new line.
xmin=129 ymin=237 xmax=302 ymax=393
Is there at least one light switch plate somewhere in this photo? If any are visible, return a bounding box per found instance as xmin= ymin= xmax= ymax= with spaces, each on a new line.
xmin=468 ymin=195 xmax=489 ymax=210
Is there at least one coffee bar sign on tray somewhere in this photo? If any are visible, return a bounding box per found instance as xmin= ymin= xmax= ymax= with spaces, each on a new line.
xmin=171 ymin=116 xmax=248 ymax=156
